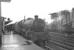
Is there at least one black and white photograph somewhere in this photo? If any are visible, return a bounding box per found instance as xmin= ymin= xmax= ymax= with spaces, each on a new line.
xmin=0 ymin=0 xmax=74 ymax=50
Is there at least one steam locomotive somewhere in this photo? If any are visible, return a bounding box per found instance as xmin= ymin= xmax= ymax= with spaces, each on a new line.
xmin=4 ymin=15 xmax=50 ymax=49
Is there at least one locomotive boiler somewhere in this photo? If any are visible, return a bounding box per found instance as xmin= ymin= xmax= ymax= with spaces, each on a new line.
xmin=5 ymin=15 xmax=50 ymax=49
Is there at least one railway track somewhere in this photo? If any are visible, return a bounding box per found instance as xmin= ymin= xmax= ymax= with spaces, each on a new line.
xmin=45 ymin=32 xmax=74 ymax=50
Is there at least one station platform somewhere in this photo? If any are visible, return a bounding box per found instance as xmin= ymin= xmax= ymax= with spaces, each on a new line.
xmin=1 ymin=34 xmax=44 ymax=50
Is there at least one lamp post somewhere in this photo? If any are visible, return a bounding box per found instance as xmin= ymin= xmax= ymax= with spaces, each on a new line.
xmin=0 ymin=0 xmax=11 ymax=47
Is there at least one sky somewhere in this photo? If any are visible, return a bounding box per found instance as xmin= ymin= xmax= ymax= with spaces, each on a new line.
xmin=1 ymin=0 xmax=74 ymax=23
